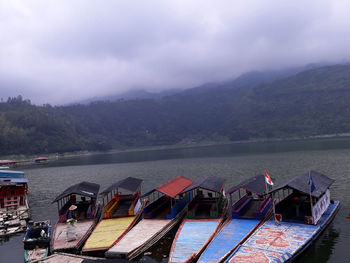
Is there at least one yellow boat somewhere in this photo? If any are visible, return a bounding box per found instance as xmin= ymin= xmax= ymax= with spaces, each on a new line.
xmin=82 ymin=177 xmax=144 ymax=255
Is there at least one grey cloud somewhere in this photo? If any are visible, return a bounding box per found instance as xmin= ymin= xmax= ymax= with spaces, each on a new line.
xmin=0 ymin=0 xmax=350 ymax=104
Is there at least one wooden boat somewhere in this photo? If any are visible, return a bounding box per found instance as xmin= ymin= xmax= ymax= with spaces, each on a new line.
xmin=82 ymin=177 xmax=145 ymax=255
xmin=36 ymin=252 xmax=130 ymax=263
xmin=105 ymin=176 xmax=194 ymax=260
xmin=34 ymin=157 xmax=49 ymax=164
xmin=51 ymin=181 xmax=101 ymax=253
xmin=225 ymin=171 xmax=340 ymax=263
xmin=23 ymin=220 xmax=51 ymax=263
xmin=198 ymin=174 xmax=273 ymax=263
xmin=168 ymin=176 xmax=228 ymax=263
xmin=0 ymin=174 xmax=30 ymax=237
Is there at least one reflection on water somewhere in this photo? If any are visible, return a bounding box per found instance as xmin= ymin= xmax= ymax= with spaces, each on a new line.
xmin=1 ymin=138 xmax=350 ymax=262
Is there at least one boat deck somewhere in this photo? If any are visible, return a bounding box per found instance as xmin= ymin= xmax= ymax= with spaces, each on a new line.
xmin=82 ymin=216 xmax=135 ymax=252
xmin=53 ymin=220 xmax=95 ymax=252
xmin=170 ymin=219 xmax=222 ymax=263
xmin=198 ymin=218 xmax=260 ymax=263
xmin=111 ymin=200 xmax=133 ymax=217
xmin=106 ymin=219 xmax=170 ymax=257
xmin=226 ymin=201 xmax=340 ymax=263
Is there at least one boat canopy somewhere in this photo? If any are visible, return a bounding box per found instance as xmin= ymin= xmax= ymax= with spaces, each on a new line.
xmin=0 ymin=170 xmax=24 ymax=178
xmin=181 ymin=176 xmax=225 ymax=194
xmin=52 ymin=181 xmax=100 ymax=203
xmin=142 ymin=176 xmax=194 ymax=198
xmin=227 ymin=174 xmax=273 ymax=196
xmin=270 ymin=170 xmax=334 ymax=198
xmin=0 ymin=177 xmax=28 ymax=185
xmin=100 ymin=177 xmax=143 ymax=196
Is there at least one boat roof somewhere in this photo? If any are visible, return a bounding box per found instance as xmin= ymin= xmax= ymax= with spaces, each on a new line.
xmin=142 ymin=176 xmax=194 ymax=198
xmin=181 ymin=176 xmax=225 ymax=194
xmin=0 ymin=177 xmax=28 ymax=185
xmin=227 ymin=174 xmax=273 ymax=195
xmin=0 ymin=170 xmax=24 ymax=178
xmin=270 ymin=170 xmax=334 ymax=198
xmin=52 ymin=181 xmax=100 ymax=203
xmin=0 ymin=160 xmax=17 ymax=164
xmin=100 ymin=177 xmax=143 ymax=196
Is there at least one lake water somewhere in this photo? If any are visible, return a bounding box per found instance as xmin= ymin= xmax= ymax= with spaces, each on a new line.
xmin=1 ymin=138 xmax=350 ymax=263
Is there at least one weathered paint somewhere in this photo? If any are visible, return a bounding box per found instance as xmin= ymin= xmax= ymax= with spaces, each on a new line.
xmin=105 ymin=219 xmax=170 ymax=257
xmin=170 ymin=219 xmax=221 ymax=263
xmin=226 ymin=201 xmax=339 ymax=263
xmin=82 ymin=217 xmax=135 ymax=252
xmin=198 ymin=218 xmax=260 ymax=263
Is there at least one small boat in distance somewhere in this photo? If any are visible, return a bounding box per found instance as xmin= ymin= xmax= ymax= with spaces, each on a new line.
xmin=51 ymin=181 xmax=101 ymax=253
xmin=82 ymin=177 xmax=145 ymax=255
xmin=168 ymin=176 xmax=227 ymax=263
xmin=105 ymin=176 xmax=194 ymax=260
xmin=198 ymin=174 xmax=273 ymax=263
xmin=34 ymin=157 xmax=49 ymax=164
xmin=225 ymin=171 xmax=340 ymax=263
xmin=23 ymin=220 xmax=51 ymax=263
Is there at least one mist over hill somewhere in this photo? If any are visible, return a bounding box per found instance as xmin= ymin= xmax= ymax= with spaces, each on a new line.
xmin=1 ymin=64 xmax=350 ymax=155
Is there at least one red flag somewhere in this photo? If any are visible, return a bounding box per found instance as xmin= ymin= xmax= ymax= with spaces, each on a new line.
xmin=265 ymin=171 xmax=273 ymax=186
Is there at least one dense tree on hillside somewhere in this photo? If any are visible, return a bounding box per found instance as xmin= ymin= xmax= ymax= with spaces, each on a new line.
xmin=1 ymin=64 xmax=350 ymax=155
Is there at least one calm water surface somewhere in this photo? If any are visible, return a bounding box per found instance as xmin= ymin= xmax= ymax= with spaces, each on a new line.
xmin=1 ymin=138 xmax=350 ymax=263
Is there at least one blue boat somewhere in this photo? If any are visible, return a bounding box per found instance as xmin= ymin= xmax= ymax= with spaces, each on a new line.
xmin=225 ymin=171 xmax=340 ymax=263
xmin=198 ymin=174 xmax=273 ymax=263
xmin=168 ymin=176 xmax=227 ymax=263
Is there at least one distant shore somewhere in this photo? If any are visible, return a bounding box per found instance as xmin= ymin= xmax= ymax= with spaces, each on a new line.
xmin=2 ymin=132 xmax=350 ymax=165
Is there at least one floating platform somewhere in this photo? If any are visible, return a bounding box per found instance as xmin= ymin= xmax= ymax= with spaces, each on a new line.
xmin=225 ymin=201 xmax=340 ymax=263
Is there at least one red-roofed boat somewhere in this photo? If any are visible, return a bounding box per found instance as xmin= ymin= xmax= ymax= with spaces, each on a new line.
xmin=105 ymin=176 xmax=194 ymax=260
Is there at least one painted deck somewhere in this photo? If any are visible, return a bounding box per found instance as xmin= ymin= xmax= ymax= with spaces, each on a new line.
xmin=52 ymin=220 xmax=95 ymax=252
xmin=225 ymin=201 xmax=340 ymax=263
xmin=169 ymin=219 xmax=222 ymax=263
xmin=105 ymin=219 xmax=170 ymax=257
xmin=82 ymin=217 xmax=135 ymax=252
xmin=198 ymin=218 xmax=260 ymax=263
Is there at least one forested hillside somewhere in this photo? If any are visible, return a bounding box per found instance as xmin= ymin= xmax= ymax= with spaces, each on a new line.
xmin=1 ymin=64 xmax=350 ymax=155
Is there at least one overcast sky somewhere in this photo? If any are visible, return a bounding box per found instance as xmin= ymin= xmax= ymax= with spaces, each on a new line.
xmin=1 ymin=0 xmax=350 ymax=104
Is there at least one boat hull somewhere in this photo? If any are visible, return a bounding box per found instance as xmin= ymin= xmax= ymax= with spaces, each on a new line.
xmin=106 ymin=208 xmax=186 ymax=260
xmin=52 ymin=219 xmax=97 ymax=253
xmin=225 ymin=201 xmax=340 ymax=263
xmin=169 ymin=218 xmax=224 ymax=263
xmin=198 ymin=218 xmax=261 ymax=263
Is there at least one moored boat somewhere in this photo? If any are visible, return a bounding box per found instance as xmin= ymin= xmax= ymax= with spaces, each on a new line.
xmin=23 ymin=220 xmax=51 ymax=263
xmin=198 ymin=174 xmax=273 ymax=263
xmin=225 ymin=171 xmax=340 ymax=263
xmin=168 ymin=176 xmax=227 ymax=263
xmin=105 ymin=176 xmax=194 ymax=260
xmin=51 ymin=181 xmax=101 ymax=253
xmin=82 ymin=177 xmax=144 ymax=255
xmin=0 ymin=172 xmax=30 ymax=237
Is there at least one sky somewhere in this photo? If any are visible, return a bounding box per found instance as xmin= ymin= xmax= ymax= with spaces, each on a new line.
xmin=1 ymin=0 xmax=350 ymax=105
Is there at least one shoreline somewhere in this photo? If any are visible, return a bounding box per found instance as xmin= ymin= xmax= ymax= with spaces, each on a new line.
xmin=2 ymin=132 xmax=350 ymax=165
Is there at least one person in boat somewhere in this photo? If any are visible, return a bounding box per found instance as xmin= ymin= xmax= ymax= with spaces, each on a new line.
xmin=68 ymin=205 xmax=77 ymax=220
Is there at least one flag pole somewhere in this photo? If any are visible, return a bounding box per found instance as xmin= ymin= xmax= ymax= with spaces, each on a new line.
xmin=309 ymin=171 xmax=315 ymax=224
